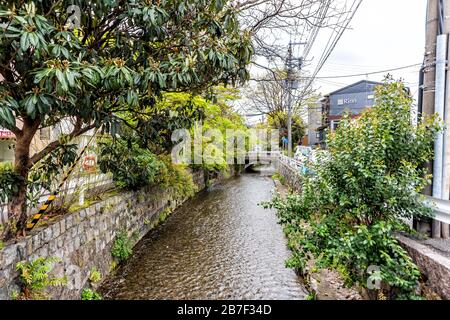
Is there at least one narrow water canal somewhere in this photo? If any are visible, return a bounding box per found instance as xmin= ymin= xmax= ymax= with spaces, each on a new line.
xmin=100 ymin=173 xmax=308 ymax=300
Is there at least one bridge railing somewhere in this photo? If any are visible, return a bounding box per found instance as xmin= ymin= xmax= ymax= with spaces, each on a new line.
xmin=246 ymin=150 xmax=281 ymax=158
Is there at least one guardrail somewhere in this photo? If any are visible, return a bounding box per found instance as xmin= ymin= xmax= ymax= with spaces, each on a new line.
xmin=424 ymin=196 xmax=450 ymax=225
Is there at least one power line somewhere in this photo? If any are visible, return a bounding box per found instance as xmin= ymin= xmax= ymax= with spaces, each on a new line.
xmin=251 ymin=63 xmax=421 ymax=83
xmin=303 ymin=0 xmax=332 ymax=59
xmin=303 ymin=63 xmax=422 ymax=79
xmin=305 ymin=0 xmax=363 ymax=88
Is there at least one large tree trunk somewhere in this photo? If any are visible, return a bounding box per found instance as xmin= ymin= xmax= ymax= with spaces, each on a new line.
xmin=2 ymin=119 xmax=39 ymax=240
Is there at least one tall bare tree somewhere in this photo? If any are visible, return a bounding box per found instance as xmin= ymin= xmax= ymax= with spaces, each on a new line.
xmin=235 ymin=0 xmax=349 ymax=68
xmin=243 ymin=69 xmax=318 ymax=118
xmin=234 ymin=0 xmax=354 ymax=116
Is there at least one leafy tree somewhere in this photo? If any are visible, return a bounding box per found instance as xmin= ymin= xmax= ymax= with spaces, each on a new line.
xmin=156 ymin=154 xmax=198 ymax=201
xmin=0 ymin=162 xmax=22 ymax=206
xmin=190 ymin=87 xmax=249 ymax=172
xmin=0 ymin=1 xmax=253 ymax=238
xmin=267 ymin=110 xmax=306 ymax=146
xmin=132 ymin=92 xmax=205 ymax=154
xmin=98 ymin=138 xmax=163 ymax=190
xmin=265 ymin=79 xmax=442 ymax=299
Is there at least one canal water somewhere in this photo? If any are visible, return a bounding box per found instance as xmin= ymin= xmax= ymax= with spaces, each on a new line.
xmin=100 ymin=173 xmax=308 ymax=300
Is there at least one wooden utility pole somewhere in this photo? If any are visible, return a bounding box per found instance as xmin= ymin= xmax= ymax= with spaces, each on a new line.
xmin=284 ymin=41 xmax=305 ymax=157
xmin=423 ymin=0 xmax=450 ymax=238
xmin=422 ymin=0 xmax=439 ymax=237
xmin=423 ymin=0 xmax=438 ymax=126
xmin=286 ymin=43 xmax=294 ymax=158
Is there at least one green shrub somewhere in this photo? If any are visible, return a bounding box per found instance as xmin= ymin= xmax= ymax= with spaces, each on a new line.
xmin=81 ymin=288 xmax=102 ymax=300
xmin=264 ymin=78 xmax=442 ymax=299
xmin=272 ymin=173 xmax=286 ymax=185
xmin=15 ymin=257 xmax=66 ymax=300
xmin=89 ymin=266 xmax=102 ymax=283
xmin=157 ymin=155 xmax=198 ymax=200
xmin=98 ymin=139 xmax=163 ymax=190
xmin=111 ymin=231 xmax=133 ymax=262
xmin=305 ymin=293 xmax=315 ymax=301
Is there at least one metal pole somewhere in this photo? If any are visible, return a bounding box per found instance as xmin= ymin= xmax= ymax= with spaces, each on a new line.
xmin=442 ymin=19 xmax=450 ymax=203
xmin=440 ymin=0 xmax=450 ymax=238
xmin=433 ymin=34 xmax=447 ymax=201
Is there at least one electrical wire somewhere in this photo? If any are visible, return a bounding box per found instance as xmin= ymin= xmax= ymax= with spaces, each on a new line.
xmin=303 ymin=0 xmax=332 ymax=59
xmin=305 ymin=0 xmax=363 ymax=87
xmin=302 ymin=63 xmax=421 ymax=79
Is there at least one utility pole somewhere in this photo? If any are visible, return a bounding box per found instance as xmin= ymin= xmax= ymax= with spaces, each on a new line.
xmin=422 ymin=0 xmax=438 ymax=199
xmin=285 ymin=41 xmax=305 ymax=157
xmin=422 ymin=0 xmax=450 ymax=238
xmin=286 ymin=43 xmax=294 ymax=157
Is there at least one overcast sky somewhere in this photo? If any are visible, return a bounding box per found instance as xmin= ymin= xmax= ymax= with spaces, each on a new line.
xmin=308 ymin=0 xmax=427 ymax=98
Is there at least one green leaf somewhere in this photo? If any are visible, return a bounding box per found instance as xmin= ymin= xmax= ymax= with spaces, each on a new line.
xmin=55 ymin=69 xmax=68 ymax=91
xmin=24 ymin=95 xmax=36 ymax=118
xmin=34 ymin=69 xmax=51 ymax=83
xmin=20 ymin=32 xmax=29 ymax=51
xmin=0 ymin=107 xmax=15 ymax=126
xmin=65 ymin=71 xmax=75 ymax=88
xmin=61 ymin=47 xmax=69 ymax=59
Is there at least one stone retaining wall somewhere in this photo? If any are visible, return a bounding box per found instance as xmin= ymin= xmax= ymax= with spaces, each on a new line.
xmin=278 ymin=161 xmax=302 ymax=191
xmin=397 ymin=235 xmax=450 ymax=299
xmin=0 ymin=170 xmax=206 ymax=300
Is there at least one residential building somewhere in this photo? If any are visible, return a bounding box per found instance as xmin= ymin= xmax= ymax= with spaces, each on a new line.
xmin=0 ymin=127 xmax=14 ymax=162
xmin=0 ymin=119 xmax=95 ymax=165
xmin=308 ymin=80 xmax=383 ymax=146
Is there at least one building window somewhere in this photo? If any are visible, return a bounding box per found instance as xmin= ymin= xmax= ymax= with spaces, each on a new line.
xmin=331 ymin=121 xmax=340 ymax=131
xmin=368 ymin=94 xmax=374 ymax=100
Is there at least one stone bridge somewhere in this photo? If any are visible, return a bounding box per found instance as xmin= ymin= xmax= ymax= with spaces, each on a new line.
xmin=244 ymin=151 xmax=280 ymax=169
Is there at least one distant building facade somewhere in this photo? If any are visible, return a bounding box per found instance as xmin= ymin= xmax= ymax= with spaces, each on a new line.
xmin=307 ymin=101 xmax=323 ymax=146
xmin=0 ymin=120 xmax=96 ymax=164
xmin=308 ymin=80 xmax=383 ymax=146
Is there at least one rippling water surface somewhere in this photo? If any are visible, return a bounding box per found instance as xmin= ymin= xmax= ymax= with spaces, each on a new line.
xmin=100 ymin=173 xmax=308 ymax=300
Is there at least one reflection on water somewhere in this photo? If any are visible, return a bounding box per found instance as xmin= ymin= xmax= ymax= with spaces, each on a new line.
xmin=100 ymin=173 xmax=308 ymax=300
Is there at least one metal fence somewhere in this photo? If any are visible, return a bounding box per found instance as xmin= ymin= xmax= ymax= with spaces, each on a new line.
xmin=0 ymin=173 xmax=113 ymax=225
xmin=279 ymin=154 xmax=304 ymax=170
